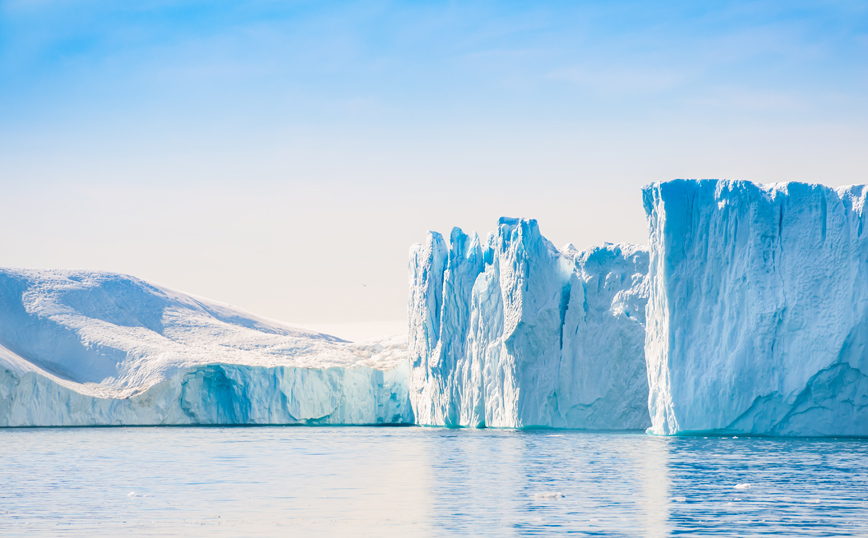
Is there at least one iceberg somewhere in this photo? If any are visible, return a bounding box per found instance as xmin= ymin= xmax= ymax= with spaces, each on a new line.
xmin=0 ymin=269 xmax=413 ymax=426
xmin=644 ymin=179 xmax=868 ymax=436
xmin=408 ymin=218 xmax=650 ymax=429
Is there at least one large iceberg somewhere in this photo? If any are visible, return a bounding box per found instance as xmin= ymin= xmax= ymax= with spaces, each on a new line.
xmin=0 ymin=269 xmax=413 ymax=426
xmin=644 ymin=179 xmax=868 ymax=436
xmin=409 ymin=218 xmax=650 ymax=429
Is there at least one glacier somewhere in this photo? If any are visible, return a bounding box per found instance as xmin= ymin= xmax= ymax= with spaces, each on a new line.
xmin=0 ymin=269 xmax=413 ymax=426
xmin=11 ymin=179 xmax=867 ymax=436
xmin=408 ymin=218 xmax=650 ymax=429
xmin=644 ymin=179 xmax=868 ymax=436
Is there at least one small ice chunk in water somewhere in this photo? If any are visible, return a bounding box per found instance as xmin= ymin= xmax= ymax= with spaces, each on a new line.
xmin=127 ymin=491 xmax=153 ymax=498
xmin=673 ymin=496 xmax=687 ymax=502
xmin=734 ymin=483 xmax=751 ymax=490
xmin=533 ymin=492 xmax=564 ymax=499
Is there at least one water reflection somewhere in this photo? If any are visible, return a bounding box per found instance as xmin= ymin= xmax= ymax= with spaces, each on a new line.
xmin=0 ymin=428 xmax=865 ymax=537
xmin=426 ymin=430 xmax=673 ymax=536
xmin=664 ymin=436 xmax=868 ymax=535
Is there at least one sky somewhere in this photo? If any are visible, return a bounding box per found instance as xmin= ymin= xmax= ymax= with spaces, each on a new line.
xmin=1 ymin=0 xmax=866 ymax=340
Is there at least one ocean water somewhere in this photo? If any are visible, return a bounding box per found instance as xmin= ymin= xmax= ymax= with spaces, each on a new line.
xmin=0 ymin=427 xmax=866 ymax=537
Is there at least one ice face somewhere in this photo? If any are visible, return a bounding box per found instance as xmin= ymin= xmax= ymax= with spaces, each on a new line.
xmin=644 ymin=179 xmax=868 ymax=436
xmin=0 ymin=361 xmax=412 ymax=427
xmin=0 ymin=269 xmax=413 ymax=426
xmin=408 ymin=218 xmax=650 ymax=429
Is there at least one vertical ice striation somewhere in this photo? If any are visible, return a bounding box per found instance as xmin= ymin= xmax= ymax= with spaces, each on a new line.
xmin=644 ymin=179 xmax=868 ymax=436
xmin=408 ymin=218 xmax=650 ymax=429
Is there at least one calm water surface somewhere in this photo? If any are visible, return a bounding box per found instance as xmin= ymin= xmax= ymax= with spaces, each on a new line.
xmin=0 ymin=427 xmax=866 ymax=536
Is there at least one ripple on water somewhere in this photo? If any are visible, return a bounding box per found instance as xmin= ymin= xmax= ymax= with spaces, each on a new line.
xmin=0 ymin=428 xmax=865 ymax=537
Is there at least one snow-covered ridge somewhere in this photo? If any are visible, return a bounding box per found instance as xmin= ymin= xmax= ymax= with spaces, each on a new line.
xmin=0 ymin=269 xmax=412 ymax=426
xmin=644 ymin=179 xmax=868 ymax=436
xmin=409 ymin=218 xmax=650 ymax=429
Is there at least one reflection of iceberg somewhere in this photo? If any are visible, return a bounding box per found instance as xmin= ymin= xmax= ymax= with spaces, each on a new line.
xmin=644 ymin=180 xmax=868 ymax=436
xmin=0 ymin=269 xmax=412 ymax=426
xmin=424 ymin=431 xmax=672 ymax=534
xmin=639 ymin=437 xmax=671 ymax=537
xmin=408 ymin=218 xmax=650 ymax=429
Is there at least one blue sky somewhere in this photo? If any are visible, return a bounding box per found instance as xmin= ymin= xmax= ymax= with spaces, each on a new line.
xmin=1 ymin=1 xmax=866 ymax=338
xmin=3 ymin=1 xmax=864 ymax=131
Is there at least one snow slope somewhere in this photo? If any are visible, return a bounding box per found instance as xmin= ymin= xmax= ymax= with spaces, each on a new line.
xmin=0 ymin=269 xmax=412 ymax=426
xmin=409 ymin=218 xmax=650 ymax=429
xmin=644 ymin=179 xmax=868 ymax=436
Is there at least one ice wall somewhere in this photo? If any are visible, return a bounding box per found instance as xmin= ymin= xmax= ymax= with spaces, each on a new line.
xmin=0 ymin=269 xmax=413 ymax=426
xmin=644 ymin=179 xmax=868 ymax=436
xmin=0 ymin=360 xmax=411 ymax=427
xmin=409 ymin=218 xmax=650 ymax=429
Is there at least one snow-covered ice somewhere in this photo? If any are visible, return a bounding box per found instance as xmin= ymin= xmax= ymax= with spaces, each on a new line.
xmin=644 ymin=179 xmax=868 ymax=436
xmin=408 ymin=218 xmax=650 ymax=429
xmin=10 ymin=179 xmax=866 ymax=435
xmin=0 ymin=269 xmax=413 ymax=426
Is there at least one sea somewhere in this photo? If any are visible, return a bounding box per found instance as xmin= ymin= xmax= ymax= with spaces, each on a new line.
xmin=1 ymin=427 xmax=866 ymax=536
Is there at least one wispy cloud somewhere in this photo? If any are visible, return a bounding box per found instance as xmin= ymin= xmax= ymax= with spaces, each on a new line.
xmin=548 ymin=65 xmax=685 ymax=94
xmin=687 ymin=86 xmax=805 ymax=112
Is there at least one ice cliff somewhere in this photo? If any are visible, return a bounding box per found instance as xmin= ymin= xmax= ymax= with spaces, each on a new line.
xmin=0 ymin=269 xmax=413 ymax=426
xmin=409 ymin=218 xmax=650 ymax=429
xmin=644 ymin=179 xmax=868 ymax=436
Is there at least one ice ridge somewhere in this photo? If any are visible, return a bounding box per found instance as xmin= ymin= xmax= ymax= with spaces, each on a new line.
xmin=409 ymin=218 xmax=650 ymax=429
